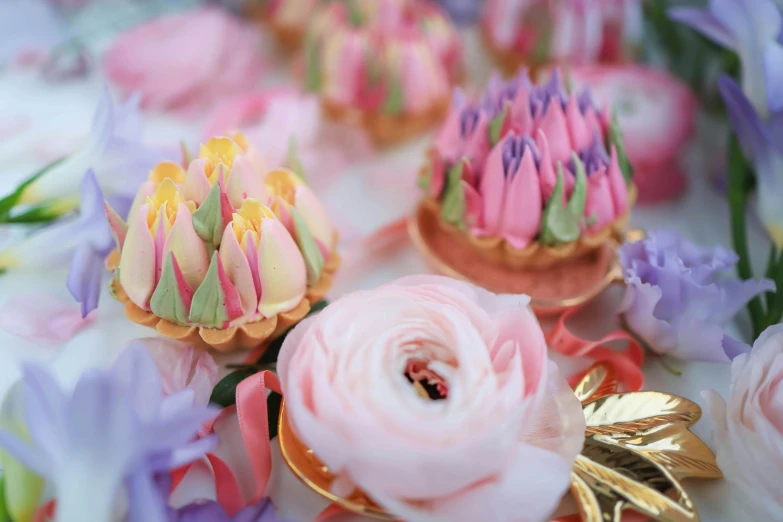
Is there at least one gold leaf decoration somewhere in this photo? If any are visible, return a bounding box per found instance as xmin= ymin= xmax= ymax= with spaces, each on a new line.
xmin=571 ymin=363 xmax=722 ymax=522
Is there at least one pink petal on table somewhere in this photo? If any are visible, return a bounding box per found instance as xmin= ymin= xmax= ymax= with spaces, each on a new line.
xmin=0 ymin=293 xmax=95 ymax=343
xmin=137 ymin=337 xmax=219 ymax=406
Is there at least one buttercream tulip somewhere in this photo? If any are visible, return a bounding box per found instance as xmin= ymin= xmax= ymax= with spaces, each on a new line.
xmin=537 ymin=101 xmax=571 ymax=164
xmin=119 ymin=204 xmax=157 ymax=309
xmin=479 ymin=134 xmax=542 ymax=246
xmin=183 ymin=137 xmax=267 ymax=209
xmin=584 ymin=169 xmax=615 ymax=232
xmin=607 ymin=146 xmax=628 ymax=216
xmin=219 ymin=199 xmax=277 ymax=315
xmin=161 ymin=203 xmax=210 ymax=290
xmin=119 ymin=179 xmax=198 ymax=309
xmin=566 ymin=94 xmax=592 ymax=152
xmin=265 ymin=169 xmax=335 ymax=255
xmin=278 ymin=275 xmax=585 ymax=522
xmin=257 ymin=218 xmax=307 ymax=318
xmin=704 ymin=324 xmax=783 ymax=520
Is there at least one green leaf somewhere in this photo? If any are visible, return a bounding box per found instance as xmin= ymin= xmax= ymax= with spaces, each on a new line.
xmin=0 ymin=476 xmax=10 ymax=522
xmin=440 ymin=162 xmax=467 ymax=230
xmin=291 ymin=206 xmax=324 ymax=286
xmin=382 ymin=74 xmax=404 ymax=116
xmin=540 ymin=164 xmax=581 ymax=245
xmin=488 ymin=104 xmax=510 ymax=146
xmin=192 ymin=182 xmax=227 ymax=246
xmin=0 ymin=158 xmax=66 ymax=221
xmin=150 ymin=253 xmax=192 ymax=326
xmin=208 ymin=300 xmax=329 ymax=407
xmin=3 ymin=199 xmax=78 ymax=223
xmin=567 ymin=152 xmax=588 ymax=218
xmin=267 ymin=392 xmax=283 ymax=440
xmin=209 ymin=367 xmax=259 ymax=407
xmin=727 ymin=133 xmax=765 ymax=338
xmin=608 ymin=112 xmax=634 ymax=184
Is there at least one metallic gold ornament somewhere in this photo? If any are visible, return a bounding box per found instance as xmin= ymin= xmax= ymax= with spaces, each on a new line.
xmin=278 ymin=363 xmax=721 ymax=521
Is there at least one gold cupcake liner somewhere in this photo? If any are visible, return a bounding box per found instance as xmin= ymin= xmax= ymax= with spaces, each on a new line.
xmin=109 ymin=252 xmax=341 ymax=353
xmin=424 ymin=184 xmax=637 ymax=271
xmin=322 ymin=98 xmax=450 ymax=148
xmin=267 ymin=21 xmax=306 ymax=51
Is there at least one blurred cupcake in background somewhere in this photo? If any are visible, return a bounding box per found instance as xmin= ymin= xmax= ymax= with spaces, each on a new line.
xmin=481 ymin=0 xmax=644 ymax=76
xmin=302 ymin=0 xmax=463 ymax=147
xmin=254 ymin=0 xmax=321 ymax=50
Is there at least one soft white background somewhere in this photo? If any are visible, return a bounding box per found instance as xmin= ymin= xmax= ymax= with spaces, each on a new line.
xmin=0 ymin=13 xmax=772 ymax=522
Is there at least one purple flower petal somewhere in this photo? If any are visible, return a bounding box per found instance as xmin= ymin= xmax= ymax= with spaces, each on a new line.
xmin=668 ymin=7 xmax=736 ymax=48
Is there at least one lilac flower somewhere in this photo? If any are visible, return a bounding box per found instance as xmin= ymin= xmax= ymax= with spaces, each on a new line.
xmin=618 ymin=230 xmax=775 ymax=362
xmin=720 ymin=75 xmax=783 ymax=247
xmin=669 ymin=0 xmax=783 ymax=117
xmin=13 ymin=86 xmax=165 ymax=214
xmin=0 ymin=344 xmax=219 ymax=522
xmin=168 ymin=499 xmax=287 ymax=522
xmin=0 ymin=170 xmax=121 ymax=317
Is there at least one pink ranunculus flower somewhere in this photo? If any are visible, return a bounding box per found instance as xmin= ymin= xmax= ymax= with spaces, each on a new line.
xmin=704 ymin=324 xmax=783 ymax=520
xmin=278 ymin=275 xmax=586 ymax=522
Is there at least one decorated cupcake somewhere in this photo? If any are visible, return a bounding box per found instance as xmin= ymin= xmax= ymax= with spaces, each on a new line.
xmin=416 ymin=69 xmax=636 ymax=277
xmin=105 ymin=135 xmax=339 ymax=352
xmin=481 ymin=0 xmax=643 ymax=76
xmin=303 ymin=0 xmax=463 ymax=146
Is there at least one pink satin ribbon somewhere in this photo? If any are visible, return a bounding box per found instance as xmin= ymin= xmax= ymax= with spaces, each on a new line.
xmin=546 ymin=307 xmax=645 ymax=392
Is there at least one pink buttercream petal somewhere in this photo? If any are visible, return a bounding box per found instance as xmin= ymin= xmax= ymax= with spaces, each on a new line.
xmin=295 ymin=184 xmax=334 ymax=251
xmin=227 ymin=154 xmax=267 ymax=210
xmin=183 ymin=158 xmax=213 ymax=206
xmin=584 ymin=169 xmax=615 ymax=232
xmin=0 ymin=293 xmax=95 ymax=343
xmin=535 ymin=131 xmax=559 ymax=203
xmin=536 ymin=101 xmax=571 ymax=164
xmin=566 ymin=94 xmax=591 ymax=152
xmin=119 ymin=203 xmax=157 ymax=309
xmin=162 ymin=203 xmax=210 ymax=290
xmin=257 ymin=219 xmax=307 ymax=318
xmin=500 ymin=149 xmax=541 ymax=250
xmin=479 ymin=139 xmax=509 ymax=236
xmin=219 ymin=223 xmax=259 ymax=315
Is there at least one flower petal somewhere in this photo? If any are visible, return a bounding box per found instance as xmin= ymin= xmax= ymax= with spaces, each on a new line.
xmin=0 ymin=292 xmax=95 ymax=343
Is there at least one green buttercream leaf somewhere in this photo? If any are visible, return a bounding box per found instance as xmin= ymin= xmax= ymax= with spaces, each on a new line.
xmin=304 ymin=35 xmax=322 ymax=92
xmin=488 ymin=103 xmax=510 ymax=146
xmin=440 ymin=162 xmax=467 ymax=231
xmin=540 ymin=164 xmax=581 ymax=245
xmin=150 ymin=253 xmax=192 ymax=326
xmin=418 ymin=167 xmax=432 ymax=192
xmin=192 ymin=182 xmax=225 ymax=246
xmin=347 ymin=0 xmax=363 ymax=26
xmin=291 ymin=206 xmax=324 ymax=286
xmin=189 ymin=252 xmax=230 ymax=328
xmin=382 ymin=74 xmax=404 ymax=115
xmin=284 ymin=138 xmax=308 ymax=184
xmin=567 ymin=152 xmax=588 ymax=218
xmin=609 ymin=111 xmax=634 ymax=184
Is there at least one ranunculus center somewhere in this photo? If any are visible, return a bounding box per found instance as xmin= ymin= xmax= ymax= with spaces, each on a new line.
xmin=404 ymin=358 xmax=448 ymax=400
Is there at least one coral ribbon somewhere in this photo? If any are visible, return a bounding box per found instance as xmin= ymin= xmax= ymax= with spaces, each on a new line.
xmin=546 ymin=307 xmax=645 ymax=391
xmin=235 ymin=370 xmax=282 ymax=501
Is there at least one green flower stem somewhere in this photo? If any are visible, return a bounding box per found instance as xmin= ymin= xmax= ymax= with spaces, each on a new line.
xmin=727 ymin=134 xmax=766 ymax=338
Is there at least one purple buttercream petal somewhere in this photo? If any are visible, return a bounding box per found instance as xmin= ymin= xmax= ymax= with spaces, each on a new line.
xmin=175 ymin=501 xmax=229 ymax=522
xmin=668 ymin=7 xmax=736 ymax=48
